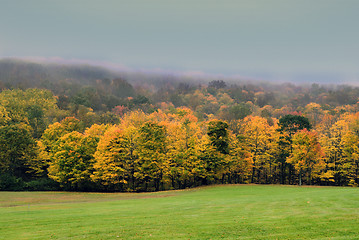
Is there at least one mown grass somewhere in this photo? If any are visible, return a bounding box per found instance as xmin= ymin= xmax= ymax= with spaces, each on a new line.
xmin=0 ymin=185 xmax=358 ymax=239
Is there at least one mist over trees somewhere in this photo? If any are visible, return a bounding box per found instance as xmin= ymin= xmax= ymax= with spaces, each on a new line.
xmin=1 ymin=59 xmax=359 ymax=191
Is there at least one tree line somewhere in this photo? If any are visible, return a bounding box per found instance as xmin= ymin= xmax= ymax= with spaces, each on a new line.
xmin=1 ymin=88 xmax=359 ymax=191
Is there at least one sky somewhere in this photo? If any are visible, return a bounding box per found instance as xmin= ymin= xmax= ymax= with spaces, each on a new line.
xmin=1 ymin=0 xmax=359 ymax=83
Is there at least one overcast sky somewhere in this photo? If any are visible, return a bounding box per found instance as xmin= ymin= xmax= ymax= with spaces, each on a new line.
xmin=1 ymin=0 xmax=359 ymax=82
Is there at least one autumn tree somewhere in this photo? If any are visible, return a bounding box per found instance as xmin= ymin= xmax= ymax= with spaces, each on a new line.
xmin=163 ymin=108 xmax=205 ymax=189
xmin=342 ymin=129 xmax=359 ymax=186
xmin=195 ymin=135 xmax=224 ymax=185
xmin=303 ymin=102 xmax=325 ymax=128
xmin=277 ymin=114 xmax=312 ymax=184
xmin=0 ymin=89 xmax=60 ymax=137
xmin=0 ymin=106 xmax=10 ymax=125
xmin=91 ymin=125 xmax=139 ymax=191
xmin=325 ymin=113 xmax=359 ymax=186
xmin=48 ymin=131 xmax=98 ymax=190
xmin=241 ymin=116 xmax=277 ymax=183
xmin=84 ymin=123 xmax=110 ymax=138
xmin=320 ymin=118 xmax=349 ymax=185
xmin=137 ymin=121 xmax=167 ymax=191
xmin=341 ymin=114 xmax=359 ymax=186
xmin=36 ymin=117 xmax=83 ymax=176
xmin=226 ymin=131 xmax=252 ymax=183
xmin=287 ymin=129 xmax=324 ymax=185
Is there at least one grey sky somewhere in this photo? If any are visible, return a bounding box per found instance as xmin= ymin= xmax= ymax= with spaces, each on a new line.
xmin=1 ymin=0 xmax=359 ymax=82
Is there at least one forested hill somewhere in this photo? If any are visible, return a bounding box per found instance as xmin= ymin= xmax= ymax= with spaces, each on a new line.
xmin=0 ymin=59 xmax=121 ymax=88
xmin=1 ymin=58 xmax=359 ymax=192
xmin=1 ymin=58 xmax=358 ymax=116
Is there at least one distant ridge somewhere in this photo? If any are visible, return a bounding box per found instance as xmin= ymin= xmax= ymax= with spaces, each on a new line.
xmin=0 ymin=57 xmax=357 ymax=88
xmin=0 ymin=58 xmax=120 ymax=87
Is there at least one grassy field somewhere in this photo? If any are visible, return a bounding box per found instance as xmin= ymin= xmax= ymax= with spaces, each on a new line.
xmin=0 ymin=185 xmax=358 ymax=239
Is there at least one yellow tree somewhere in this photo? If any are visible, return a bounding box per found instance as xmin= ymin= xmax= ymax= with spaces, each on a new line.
xmin=120 ymin=110 xmax=148 ymax=129
xmin=48 ymin=131 xmax=98 ymax=190
xmin=241 ymin=116 xmax=276 ymax=183
xmin=316 ymin=114 xmax=337 ymax=184
xmin=36 ymin=117 xmax=83 ymax=176
xmin=155 ymin=110 xmax=191 ymax=189
xmin=137 ymin=121 xmax=167 ymax=191
xmin=226 ymin=131 xmax=252 ymax=183
xmin=0 ymin=106 xmax=10 ymax=125
xmin=320 ymin=118 xmax=349 ymax=185
xmin=303 ymin=102 xmax=324 ymax=128
xmin=171 ymin=108 xmax=205 ymax=188
xmin=194 ymin=135 xmax=224 ymax=185
xmin=287 ymin=129 xmax=324 ymax=185
xmin=84 ymin=123 xmax=110 ymax=138
xmin=91 ymin=126 xmax=137 ymax=191
xmin=341 ymin=113 xmax=359 ymax=186
xmin=146 ymin=108 xmax=207 ymax=189
xmin=162 ymin=118 xmax=195 ymax=189
xmin=342 ymin=129 xmax=359 ymax=186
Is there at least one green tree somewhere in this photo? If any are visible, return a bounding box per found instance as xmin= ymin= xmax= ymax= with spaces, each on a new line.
xmin=27 ymin=105 xmax=46 ymax=138
xmin=111 ymin=78 xmax=135 ymax=98
xmin=0 ymin=123 xmax=37 ymax=179
xmin=207 ymin=120 xmax=229 ymax=154
xmin=208 ymin=80 xmax=227 ymax=89
xmin=278 ymin=115 xmax=312 ymax=137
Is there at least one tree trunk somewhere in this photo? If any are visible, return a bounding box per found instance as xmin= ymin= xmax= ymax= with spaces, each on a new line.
xmin=252 ymin=158 xmax=256 ymax=183
xmin=281 ymin=162 xmax=284 ymax=184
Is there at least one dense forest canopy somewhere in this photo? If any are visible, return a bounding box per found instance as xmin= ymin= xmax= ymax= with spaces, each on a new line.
xmin=1 ymin=59 xmax=359 ymax=191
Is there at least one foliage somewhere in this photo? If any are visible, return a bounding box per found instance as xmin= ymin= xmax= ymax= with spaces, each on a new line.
xmin=287 ymin=129 xmax=325 ymax=185
xmin=208 ymin=80 xmax=227 ymax=89
xmin=207 ymin=120 xmax=229 ymax=154
xmin=48 ymin=131 xmax=98 ymax=190
xmin=137 ymin=121 xmax=167 ymax=191
xmin=91 ymin=126 xmax=137 ymax=191
xmin=2 ymin=64 xmax=359 ymax=190
xmin=278 ymin=114 xmax=312 ymax=136
xmin=0 ymin=89 xmax=58 ymax=121
xmin=241 ymin=116 xmax=278 ymax=183
xmin=0 ymin=123 xmax=37 ymax=179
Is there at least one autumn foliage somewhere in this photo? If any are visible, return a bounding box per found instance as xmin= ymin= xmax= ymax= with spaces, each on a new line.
xmin=1 ymin=84 xmax=359 ymax=191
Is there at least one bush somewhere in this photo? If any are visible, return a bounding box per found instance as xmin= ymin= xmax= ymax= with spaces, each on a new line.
xmin=0 ymin=173 xmax=25 ymax=191
xmin=24 ymin=178 xmax=60 ymax=191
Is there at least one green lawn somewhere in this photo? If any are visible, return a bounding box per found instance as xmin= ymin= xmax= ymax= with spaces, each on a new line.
xmin=0 ymin=185 xmax=358 ymax=239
